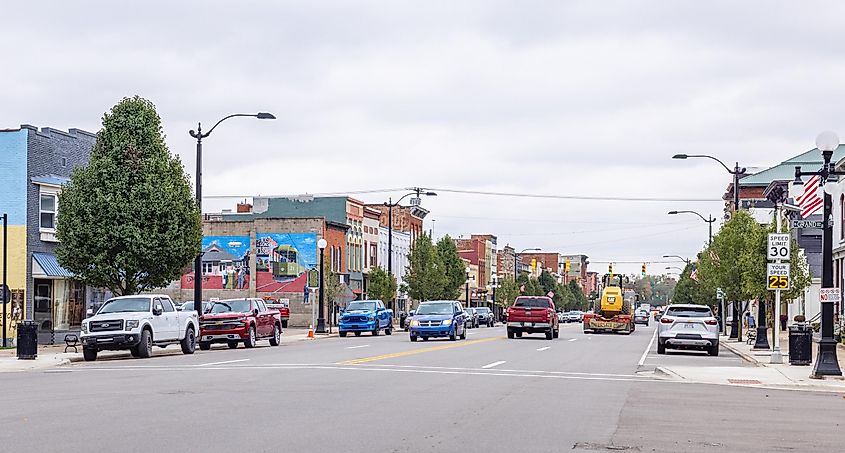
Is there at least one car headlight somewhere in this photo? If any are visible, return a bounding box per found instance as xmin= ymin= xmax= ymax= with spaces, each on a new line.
xmin=80 ymin=322 xmax=88 ymax=334
xmin=410 ymin=320 xmax=420 ymax=326
xmin=367 ymin=316 xmax=375 ymax=321
xmin=125 ymin=320 xmax=140 ymax=330
xmin=442 ymin=319 xmax=453 ymax=326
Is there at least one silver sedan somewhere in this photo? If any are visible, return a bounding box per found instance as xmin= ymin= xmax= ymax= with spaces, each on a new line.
xmin=657 ymin=304 xmax=720 ymax=356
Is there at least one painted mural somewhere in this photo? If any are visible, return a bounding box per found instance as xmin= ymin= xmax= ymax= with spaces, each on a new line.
xmin=181 ymin=236 xmax=251 ymax=290
xmin=180 ymin=233 xmax=318 ymax=294
xmin=255 ymin=233 xmax=317 ymax=293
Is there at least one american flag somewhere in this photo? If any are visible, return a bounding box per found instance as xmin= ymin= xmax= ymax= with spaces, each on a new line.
xmin=689 ymin=263 xmax=699 ymax=281
xmin=796 ymin=174 xmax=823 ymax=218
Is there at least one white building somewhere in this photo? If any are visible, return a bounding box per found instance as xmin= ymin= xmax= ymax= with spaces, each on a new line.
xmin=379 ymin=226 xmax=411 ymax=310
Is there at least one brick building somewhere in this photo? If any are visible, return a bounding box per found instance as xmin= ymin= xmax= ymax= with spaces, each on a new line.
xmin=0 ymin=125 xmax=99 ymax=344
xmin=367 ymin=203 xmax=429 ymax=246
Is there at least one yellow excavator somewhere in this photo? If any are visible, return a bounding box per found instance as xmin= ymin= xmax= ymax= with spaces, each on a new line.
xmin=583 ymin=274 xmax=634 ymax=334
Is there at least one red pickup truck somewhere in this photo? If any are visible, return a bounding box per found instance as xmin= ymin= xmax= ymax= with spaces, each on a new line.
xmin=264 ymin=298 xmax=290 ymax=328
xmin=506 ymin=296 xmax=559 ymax=340
xmin=198 ymin=298 xmax=282 ymax=350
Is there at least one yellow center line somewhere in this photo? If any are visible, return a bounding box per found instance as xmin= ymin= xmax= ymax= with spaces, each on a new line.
xmin=337 ymin=336 xmax=505 ymax=365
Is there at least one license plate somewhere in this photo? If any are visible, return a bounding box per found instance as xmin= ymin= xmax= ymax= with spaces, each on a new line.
xmin=522 ymin=322 xmax=533 ymax=327
xmin=685 ymin=323 xmax=694 ymax=329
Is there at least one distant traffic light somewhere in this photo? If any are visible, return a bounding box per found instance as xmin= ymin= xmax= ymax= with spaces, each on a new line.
xmin=641 ymin=263 xmax=647 ymax=277
xmin=565 ymin=259 xmax=571 ymax=273
xmin=608 ymin=263 xmax=613 ymax=274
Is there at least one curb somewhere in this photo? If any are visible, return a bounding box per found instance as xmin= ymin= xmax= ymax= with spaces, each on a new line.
xmin=720 ymin=339 xmax=763 ymax=367
xmin=654 ymin=366 xmax=683 ymax=380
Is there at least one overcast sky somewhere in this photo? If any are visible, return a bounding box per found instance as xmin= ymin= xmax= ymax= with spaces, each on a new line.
xmin=4 ymin=1 xmax=845 ymax=275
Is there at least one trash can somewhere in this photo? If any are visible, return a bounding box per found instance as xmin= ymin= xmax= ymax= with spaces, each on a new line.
xmin=788 ymin=324 xmax=812 ymax=366
xmin=16 ymin=320 xmax=38 ymax=360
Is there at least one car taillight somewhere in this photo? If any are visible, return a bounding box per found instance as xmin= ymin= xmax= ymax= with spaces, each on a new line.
xmin=660 ymin=317 xmax=674 ymax=324
xmin=705 ymin=319 xmax=718 ymax=325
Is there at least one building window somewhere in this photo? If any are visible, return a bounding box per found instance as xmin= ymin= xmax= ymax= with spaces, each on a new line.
xmin=40 ymin=193 xmax=57 ymax=230
xmin=202 ymin=262 xmax=214 ymax=274
xmin=840 ymin=195 xmax=844 ymax=240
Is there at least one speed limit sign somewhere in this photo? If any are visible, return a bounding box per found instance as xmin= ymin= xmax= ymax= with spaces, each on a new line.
xmin=767 ymin=234 xmax=790 ymax=260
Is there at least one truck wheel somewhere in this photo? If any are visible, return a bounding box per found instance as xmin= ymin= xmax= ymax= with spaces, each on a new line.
xmin=422 ymin=336 xmax=429 ymax=341
xmin=657 ymin=340 xmax=666 ymax=355
xmin=545 ymin=329 xmax=553 ymax=340
xmin=553 ymin=328 xmax=559 ymax=339
xmin=709 ymin=342 xmax=719 ymax=356
xmin=199 ymin=342 xmax=212 ymax=351
xmin=515 ymin=331 xmax=523 ymax=338
xmin=137 ymin=329 xmax=153 ymax=358
xmin=281 ymin=320 xmax=288 ymax=328
xmin=227 ymin=341 xmax=238 ymax=349
xmin=130 ymin=347 xmax=140 ymax=357
xmin=269 ymin=324 xmax=281 ymax=346
xmin=340 ymin=331 xmax=347 ymax=337
xmin=82 ymin=348 xmax=98 ymax=362
xmin=244 ymin=326 xmax=257 ymax=348
xmin=459 ymin=325 xmax=467 ymax=340
xmin=507 ymin=328 xmax=515 ymax=339
xmin=355 ymin=332 xmax=361 ymax=337
xmin=373 ymin=323 xmax=380 ymax=336
xmin=385 ymin=325 xmax=393 ymax=336
xmin=449 ymin=328 xmax=457 ymax=341
xmin=410 ymin=335 xmax=418 ymax=342
xmin=180 ymin=327 xmax=196 ymax=354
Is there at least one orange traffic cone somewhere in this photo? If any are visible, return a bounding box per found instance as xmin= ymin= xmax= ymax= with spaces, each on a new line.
xmin=307 ymin=325 xmax=314 ymax=339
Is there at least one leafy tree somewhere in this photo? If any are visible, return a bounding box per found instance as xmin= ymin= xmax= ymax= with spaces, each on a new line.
xmin=567 ymin=280 xmax=588 ymax=310
xmin=56 ymin=96 xmax=201 ymax=295
xmin=403 ymin=233 xmax=447 ymax=302
xmin=367 ymin=266 xmax=397 ymax=304
xmin=436 ymin=235 xmax=466 ymax=299
xmin=538 ymin=270 xmax=557 ymax=296
xmin=634 ymin=278 xmax=653 ymax=301
xmin=495 ymin=276 xmax=520 ymax=309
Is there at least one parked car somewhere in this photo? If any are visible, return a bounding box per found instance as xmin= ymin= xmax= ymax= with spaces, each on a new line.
xmin=264 ymin=299 xmax=291 ymax=328
xmin=633 ymin=309 xmax=650 ymax=326
xmin=557 ymin=312 xmax=566 ymax=323
xmin=80 ymin=294 xmax=199 ymax=361
xmin=178 ymin=301 xmax=207 ymax=313
xmin=198 ymin=298 xmax=282 ymax=350
xmin=506 ymin=296 xmax=559 ymax=340
xmin=657 ymin=304 xmax=719 ymax=356
xmin=474 ymin=307 xmax=495 ymax=327
xmin=402 ymin=310 xmax=416 ymax=331
xmin=566 ymin=311 xmax=583 ymax=323
xmin=464 ymin=308 xmax=479 ymax=328
xmin=408 ymin=300 xmax=468 ymax=342
xmin=339 ymin=300 xmax=394 ymax=337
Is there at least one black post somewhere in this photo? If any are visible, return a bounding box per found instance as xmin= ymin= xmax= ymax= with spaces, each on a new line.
xmin=753 ymin=299 xmax=770 ymax=349
xmin=734 ymin=162 xmax=741 ymax=212
xmin=513 ymin=254 xmax=518 ymax=280
xmin=492 ymin=284 xmax=497 ymax=323
xmin=708 ymin=215 xmax=713 ymax=246
xmin=193 ymin=127 xmax=203 ymax=320
xmin=316 ymin=247 xmax=326 ymax=333
xmin=2 ymin=213 xmax=7 ymax=348
xmin=813 ymin=150 xmax=843 ymax=377
xmin=729 ymin=301 xmax=739 ymax=339
xmin=387 ymin=199 xmax=393 ymax=312
xmin=465 ymin=280 xmax=470 ymax=308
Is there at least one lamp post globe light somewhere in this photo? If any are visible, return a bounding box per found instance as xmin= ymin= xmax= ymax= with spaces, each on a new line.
xmin=189 ymin=112 xmax=275 ymax=321
xmin=316 ymin=238 xmax=328 ymax=334
xmin=793 ymin=131 xmax=843 ymax=377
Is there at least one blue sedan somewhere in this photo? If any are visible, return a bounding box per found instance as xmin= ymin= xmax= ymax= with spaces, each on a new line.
xmin=408 ymin=300 xmax=468 ymax=342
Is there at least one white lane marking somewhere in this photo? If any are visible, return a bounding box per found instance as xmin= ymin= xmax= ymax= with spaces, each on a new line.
xmin=345 ymin=345 xmax=370 ymax=349
xmin=536 ymin=346 xmax=551 ymax=351
xmin=639 ymin=328 xmax=658 ymax=366
xmin=481 ymin=360 xmax=506 ymax=369
xmin=568 ymin=338 xmax=577 ymax=342
xmin=196 ymin=359 xmax=249 ymax=367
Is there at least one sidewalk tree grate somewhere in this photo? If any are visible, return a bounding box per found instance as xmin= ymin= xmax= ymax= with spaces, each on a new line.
xmin=727 ymin=379 xmax=762 ymax=385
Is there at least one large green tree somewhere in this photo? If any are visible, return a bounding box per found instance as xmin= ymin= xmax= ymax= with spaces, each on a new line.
xmin=436 ymin=235 xmax=466 ymax=299
xmin=495 ymin=276 xmax=520 ymax=310
xmin=367 ymin=266 xmax=397 ymax=303
xmin=57 ymin=96 xmax=201 ymax=295
xmin=403 ymin=233 xmax=447 ymax=302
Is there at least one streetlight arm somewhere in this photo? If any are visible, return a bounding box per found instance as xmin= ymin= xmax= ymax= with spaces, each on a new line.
xmin=683 ymin=154 xmax=734 ymax=174
xmin=205 ymin=113 xmax=262 ymax=137
xmin=671 ymin=210 xmax=713 ymax=223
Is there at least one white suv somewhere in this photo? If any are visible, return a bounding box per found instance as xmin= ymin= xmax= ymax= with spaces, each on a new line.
xmin=80 ymin=294 xmax=199 ymax=361
xmin=657 ymin=304 xmax=720 ymax=356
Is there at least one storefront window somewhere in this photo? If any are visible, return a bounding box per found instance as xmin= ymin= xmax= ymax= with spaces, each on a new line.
xmin=53 ymin=280 xmax=85 ymax=331
xmin=34 ymin=279 xmax=52 ymax=332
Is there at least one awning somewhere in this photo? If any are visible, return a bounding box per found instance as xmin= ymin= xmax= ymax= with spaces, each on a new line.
xmin=32 ymin=252 xmax=74 ymax=278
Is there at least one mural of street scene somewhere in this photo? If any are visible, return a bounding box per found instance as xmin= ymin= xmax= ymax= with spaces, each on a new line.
xmin=181 ymin=233 xmax=317 ymax=294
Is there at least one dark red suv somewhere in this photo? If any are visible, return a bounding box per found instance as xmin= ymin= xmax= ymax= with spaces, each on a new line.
xmin=198 ymin=298 xmax=282 ymax=350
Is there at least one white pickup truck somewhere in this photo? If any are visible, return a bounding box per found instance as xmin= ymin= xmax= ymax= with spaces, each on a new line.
xmin=80 ymin=294 xmax=198 ymax=361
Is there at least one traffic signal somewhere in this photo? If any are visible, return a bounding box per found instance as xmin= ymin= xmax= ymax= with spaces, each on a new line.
xmin=565 ymin=259 xmax=571 ymax=273
xmin=531 ymin=258 xmax=537 ymax=272
xmin=608 ymin=263 xmax=613 ymax=275
xmin=641 ymin=263 xmax=647 ymax=277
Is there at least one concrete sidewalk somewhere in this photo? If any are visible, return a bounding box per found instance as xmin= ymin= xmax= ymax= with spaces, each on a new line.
xmin=0 ymin=327 xmax=337 ymax=372
xmin=656 ymin=331 xmax=845 ymax=392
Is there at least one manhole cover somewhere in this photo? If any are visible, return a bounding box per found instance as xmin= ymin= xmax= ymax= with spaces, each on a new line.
xmin=727 ymin=379 xmax=762 ymax=385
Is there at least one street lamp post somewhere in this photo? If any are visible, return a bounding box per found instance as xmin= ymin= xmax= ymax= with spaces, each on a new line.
xmin=2 ymin=212 xmax=7 ymax=348
xmin=662 ymin=255 xmax=691 ymax=265
xmin=515 ymin=248 xmax=541 ymax=280
xmin=316 ymin=239 xmax=328 ymax=334
xmin=465 ymin=267 xmax=472 ymax=308
xmin=665 ymin=266 xmax=683 ymax=273
xmin=386 ymin=188 xmax=436 ymax=312
xmin=668 ymin=210 xmax=716 ymax=245
xmin=793 ymin=131 xmax=843 ymax=378
xmin=189 ymin=112 xmax=275 ymax=322
xmin=673 ymin=153 xmax=747 ymax=341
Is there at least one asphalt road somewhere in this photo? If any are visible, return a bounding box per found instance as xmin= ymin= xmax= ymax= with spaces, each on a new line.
xmin=1 ymin=322 xmax=842 ymax=452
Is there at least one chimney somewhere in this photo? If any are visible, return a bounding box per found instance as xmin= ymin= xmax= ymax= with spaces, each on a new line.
xmin=237 ymin=202 xmax=253 ymax=213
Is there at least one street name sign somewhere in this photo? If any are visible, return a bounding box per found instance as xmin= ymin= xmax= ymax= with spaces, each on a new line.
xmin=767 ymin=234 xmax=791 ymax=260
xmin=767 ymin=263 xmax=790 ymax=290
xmin=819 ymin=288 xmax=841 ymax=304
xmin=791 ymin=219 xmax=824 ymax=229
